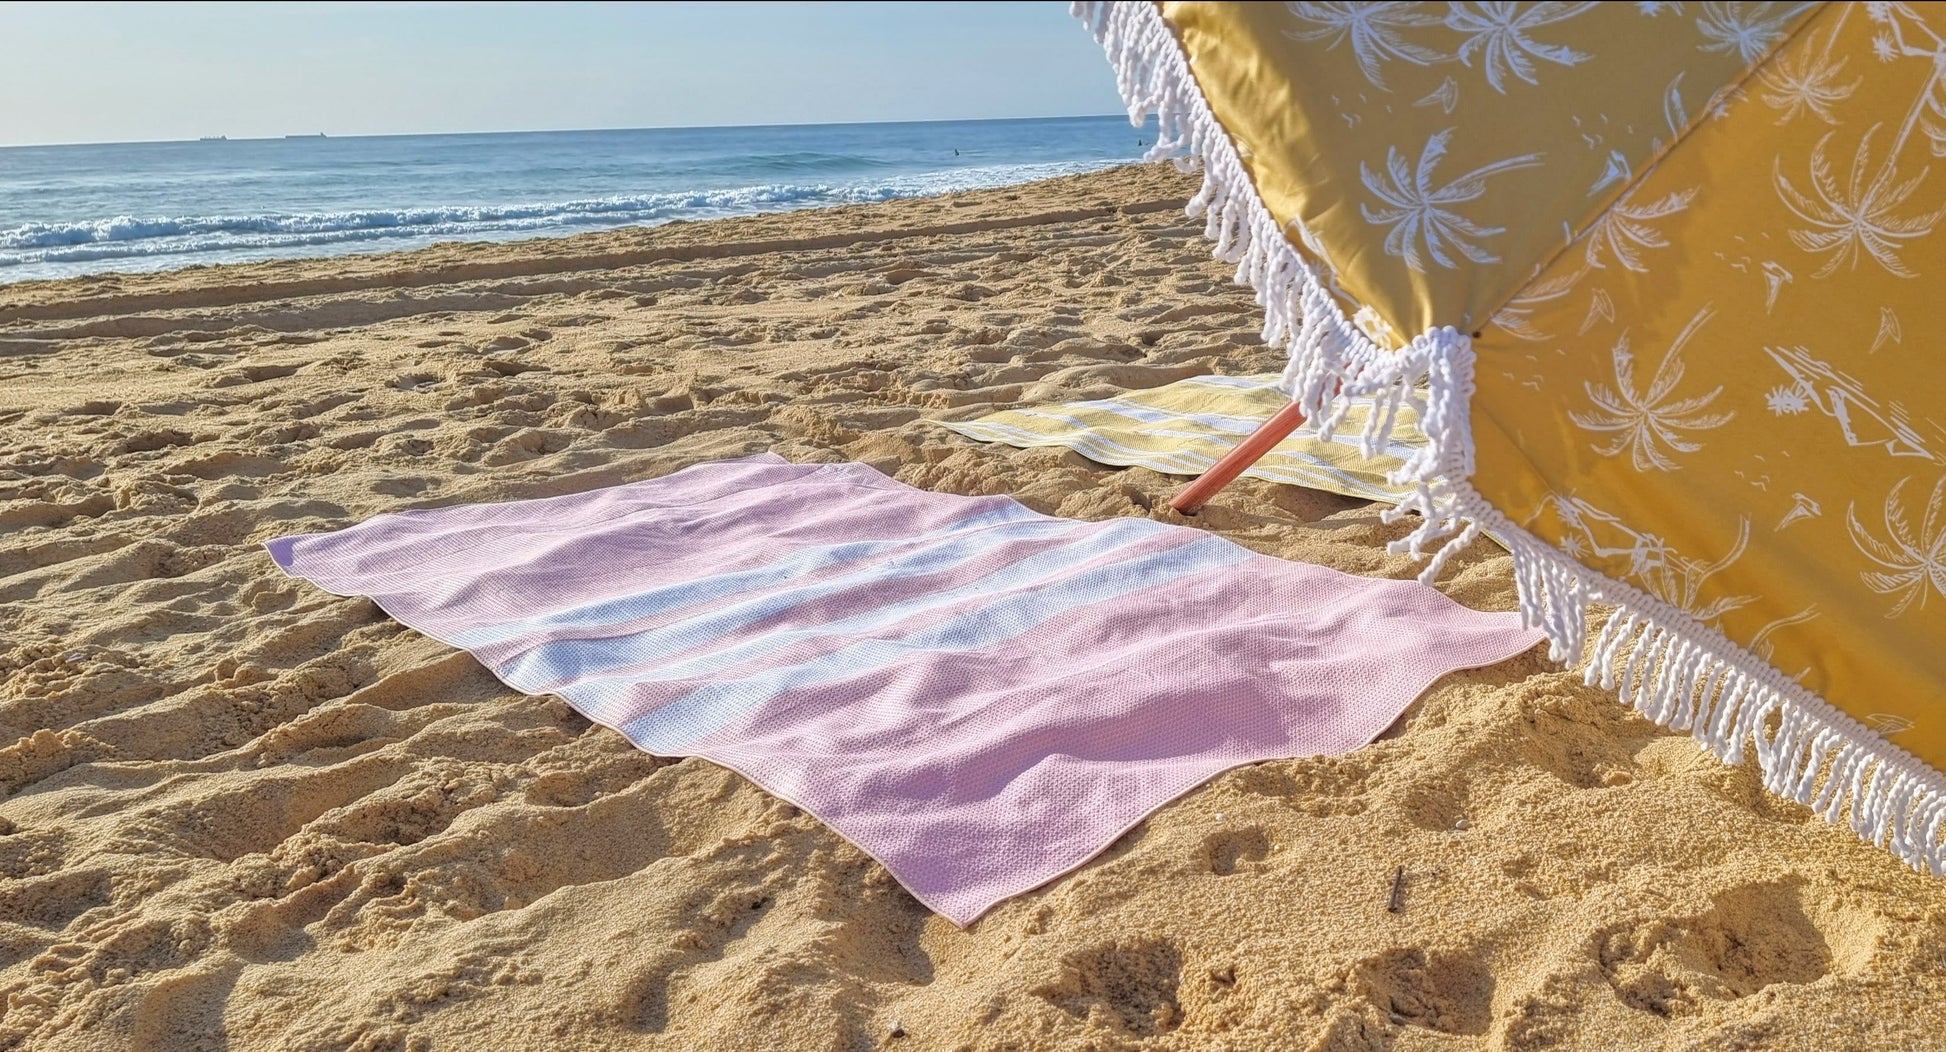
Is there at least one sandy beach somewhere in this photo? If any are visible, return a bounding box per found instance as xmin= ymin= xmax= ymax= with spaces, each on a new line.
xmin=3 ymin=163 xmax=1944 ymax=1051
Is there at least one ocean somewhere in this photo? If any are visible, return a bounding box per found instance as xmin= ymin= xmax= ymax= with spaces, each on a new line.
xmin=0 ymin=115 xmax=1155 ymax=284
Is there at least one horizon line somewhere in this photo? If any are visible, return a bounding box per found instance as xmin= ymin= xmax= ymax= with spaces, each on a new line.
xmin=0 ymin=112 xmax=1135 ymax=152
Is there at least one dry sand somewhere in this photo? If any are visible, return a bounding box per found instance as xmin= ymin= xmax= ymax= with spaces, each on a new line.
xmin=1 ymin=164 xmax=1943 ymax=1051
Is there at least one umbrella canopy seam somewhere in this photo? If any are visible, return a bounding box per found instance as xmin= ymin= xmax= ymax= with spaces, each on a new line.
xmin=1486 ymin=4 xmax=1829 ymax=337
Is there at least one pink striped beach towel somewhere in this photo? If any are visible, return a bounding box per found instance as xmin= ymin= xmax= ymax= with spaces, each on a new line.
xmin=267 ymin=454 xmax=1540 ymax=924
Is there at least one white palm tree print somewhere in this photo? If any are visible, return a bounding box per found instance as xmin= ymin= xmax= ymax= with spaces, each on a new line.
xmin=1285 ymin=2 xmax=1448 ymax=91
xmin=1847 ymin=474 xmax=1946 ymax=617
xmin=1696 ymin=2 xmax=1818 ymax=63
xmin=1570 ymin=307 xmax=1735 ymax=472
xmin=1489 ymin=268 xmax=1584 ymax=341
xmin=1444 ymin=2 xmax=1599 ymax=93
xmin=1583 ymin=186 xmax=1699 ymax=271
xmin=1359 ymin=128 xmax=1542 ymax=271
xmin=1757 ymin=45 xmax=1859 ymax=124
xmin=1774 ymin=125 xmax=1946 ymax=278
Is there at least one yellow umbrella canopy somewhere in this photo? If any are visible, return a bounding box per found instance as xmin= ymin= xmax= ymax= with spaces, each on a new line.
xmin=1077 ymin=0 xmax=1946 ymax=873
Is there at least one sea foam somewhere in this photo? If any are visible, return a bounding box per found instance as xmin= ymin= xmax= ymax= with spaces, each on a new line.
xmin=0 ymin=160 xmax=1120 ymax=274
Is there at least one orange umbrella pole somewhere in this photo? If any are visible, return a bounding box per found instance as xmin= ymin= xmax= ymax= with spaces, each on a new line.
xmin=1168 ymin=400 xmax=1311 ymax=514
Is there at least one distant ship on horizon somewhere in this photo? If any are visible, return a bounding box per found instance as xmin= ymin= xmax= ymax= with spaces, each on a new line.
xmin=286 ymin=133 xmax=327 ymax=139
xmin=197 ymin=135 xmax=227 ymax=142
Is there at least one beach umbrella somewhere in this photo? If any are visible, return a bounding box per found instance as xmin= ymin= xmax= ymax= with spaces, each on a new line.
xmin=1074 ymin=1 xmax=1946 ymax=873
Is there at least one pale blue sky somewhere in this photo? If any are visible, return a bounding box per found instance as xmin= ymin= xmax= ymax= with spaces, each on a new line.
xmin=0 ymin=2 xmax=1127 ymax=147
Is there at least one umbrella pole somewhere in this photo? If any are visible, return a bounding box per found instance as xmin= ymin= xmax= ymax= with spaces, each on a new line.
xmin=1167 ymin=400 xmax=1310 ymax=514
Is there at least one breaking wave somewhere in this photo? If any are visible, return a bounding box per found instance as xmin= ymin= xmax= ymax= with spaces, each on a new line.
xmin=0 ymin=160 xmax=1121 ymax=276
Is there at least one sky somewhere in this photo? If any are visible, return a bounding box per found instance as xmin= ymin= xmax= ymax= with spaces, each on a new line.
xmin=0 ymin=1 xmax=1128 ymax=148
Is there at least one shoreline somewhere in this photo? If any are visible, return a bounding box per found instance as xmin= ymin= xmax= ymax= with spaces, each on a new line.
xmin=0 ymin=164 xmax=1161 ymax=323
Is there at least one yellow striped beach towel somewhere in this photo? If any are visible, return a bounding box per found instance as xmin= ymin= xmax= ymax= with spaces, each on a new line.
xmin=942 ymin=373 xmax=1420 ymax=506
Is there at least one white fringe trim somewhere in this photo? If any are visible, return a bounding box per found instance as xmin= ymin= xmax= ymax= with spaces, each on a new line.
xmin=1076 ymin=0 xmax=1946 ymax=876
